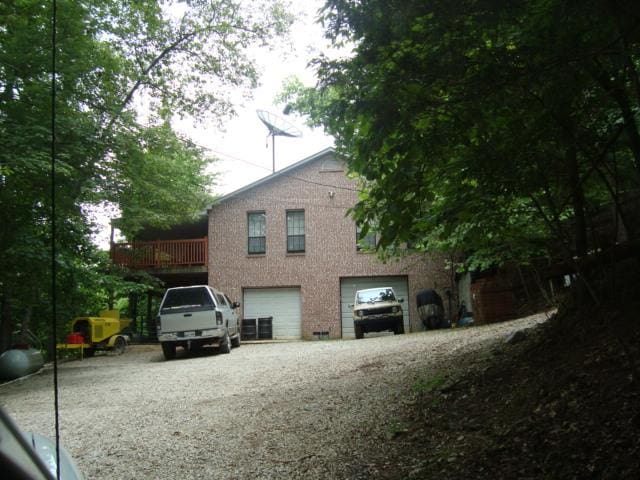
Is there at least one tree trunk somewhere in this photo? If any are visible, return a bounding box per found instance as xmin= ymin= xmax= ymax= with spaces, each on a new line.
xmin=592 ymin=65 xmax=640 ymax=178
xmin=1 ymin=287 xmax=13 ymax=352
xmin=618 ymin=99 xmax=640 ymax=179
xmin=146 ymin=291 xmax=153 ymax=338
xmin=19 ymin=305 xmax=32 ymax=345
xmin=594 ymin=164 xmax=638 ymax=242
xmin=567 ymin=144 xmax=588 ymax=257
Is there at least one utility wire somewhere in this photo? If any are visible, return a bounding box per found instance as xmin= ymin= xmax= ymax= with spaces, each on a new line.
xmin=198 ymin=144 xmax=360 ymax=192
xmin=50 ymin=1 xmax=61 ymax=478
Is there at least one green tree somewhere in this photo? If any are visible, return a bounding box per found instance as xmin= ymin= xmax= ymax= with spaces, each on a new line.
xmin=107 ymin=124 xmax=216 ymax=237
xmin=0 ymin=0 xmax=292 ymax=352
xmin=281 ymin=0 xmax=640 ymax=274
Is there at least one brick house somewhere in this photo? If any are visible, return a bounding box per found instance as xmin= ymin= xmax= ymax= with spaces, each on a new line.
xmin=207 ymin=148 xmax=450 ymax=340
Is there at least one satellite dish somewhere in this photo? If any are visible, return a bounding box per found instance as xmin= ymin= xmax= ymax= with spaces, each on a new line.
xmin=257 ymin=109 xmax=302 ymax=138
xmin=257 ymin=109 xmax=302 ymax=172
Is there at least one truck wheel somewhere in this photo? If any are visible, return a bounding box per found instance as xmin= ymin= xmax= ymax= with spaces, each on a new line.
xmin=354 ymin=325 xmax=364 ymax=339
xmin=161 ymin=342 xmax=176 ymax=360
xmin=395 ymin=323 xmax=405 ymax=335
xmin=220 ymin=332 xmax=231 ymax=354
xmin=231 ymin=333 xmax=241 ymax=348
xmin=113 ymin=336 xmax=126 ymax=355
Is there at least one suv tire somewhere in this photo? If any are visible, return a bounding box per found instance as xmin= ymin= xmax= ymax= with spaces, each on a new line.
xmin=354 ymin=325 xmax=364 ymax=339
xmin=231 ymin=333 xmax=241 ymax=348
xmin=395 ymin=323 xmax=405 ymax=335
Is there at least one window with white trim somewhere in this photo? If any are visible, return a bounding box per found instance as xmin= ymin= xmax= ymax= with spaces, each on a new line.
xmin=248 ymin=211 xmax=266 ymax=254
xmin=286 ymin=210 xmax=305 ymax=253
xmin=356 ymin=222 xmax=377 ymax=251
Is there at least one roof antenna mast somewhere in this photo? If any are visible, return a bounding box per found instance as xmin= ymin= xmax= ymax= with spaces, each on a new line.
xmin=256 ymin=109 xmax=302 ymax=173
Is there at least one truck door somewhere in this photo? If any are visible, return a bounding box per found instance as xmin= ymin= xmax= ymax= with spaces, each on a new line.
xmin=224 ymin=294 xmax=239 ymax=335
xmin=213 ymin=291 xmax=235 ymax=334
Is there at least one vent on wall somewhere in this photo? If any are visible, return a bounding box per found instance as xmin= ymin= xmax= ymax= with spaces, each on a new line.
xmin=320 ymin=158 xmax=344 ymax=172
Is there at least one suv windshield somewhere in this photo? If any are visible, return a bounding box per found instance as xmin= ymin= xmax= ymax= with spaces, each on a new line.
xmin=356 ymin=288 xmax=396 ymax=304
xmin=160 ymin=287 xmax=214 ymax=313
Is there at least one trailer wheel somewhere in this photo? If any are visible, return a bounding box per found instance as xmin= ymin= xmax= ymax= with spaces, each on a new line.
xmin=113 ymin=336 xmax=126 ymax=355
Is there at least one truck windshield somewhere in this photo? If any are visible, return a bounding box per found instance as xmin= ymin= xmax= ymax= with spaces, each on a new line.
xmin=161 ymin=287 xmax=214 ymax=313
xmin=356 ymin=288 xmax=396 ymax=304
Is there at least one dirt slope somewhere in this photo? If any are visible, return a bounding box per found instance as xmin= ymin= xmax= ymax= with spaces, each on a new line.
xmin=357 ymin=304 xmax=640 ymax=479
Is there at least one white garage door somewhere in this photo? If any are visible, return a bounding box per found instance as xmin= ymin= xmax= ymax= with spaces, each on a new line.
xmin=243 ymin=288 xmax=301 ymax=340
xmin=340 ymin=276 xmax=409 ymax=338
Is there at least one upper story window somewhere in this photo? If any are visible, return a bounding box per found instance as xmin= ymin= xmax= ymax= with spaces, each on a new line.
xmin=286 ymin=210 xmax=305 ymax=253
xmin=248 ymin=211 xmax=266 ymax=254
xmin=356 ymin=223 xmax=377 ymax=251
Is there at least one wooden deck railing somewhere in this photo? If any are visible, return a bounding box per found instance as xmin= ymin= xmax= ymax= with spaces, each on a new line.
xmin=111 ymin=237 xmax=208 ymax=269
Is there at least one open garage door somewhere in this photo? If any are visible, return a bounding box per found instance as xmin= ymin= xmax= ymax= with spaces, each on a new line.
xmin=340 ymin=276 xmax=409 ymax=338
xmin=243 ymin=288 xmax=301 ymax=340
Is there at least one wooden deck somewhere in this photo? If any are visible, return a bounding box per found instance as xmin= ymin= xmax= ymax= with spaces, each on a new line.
xmin=111 ymin=237 xmax=208 ymax=269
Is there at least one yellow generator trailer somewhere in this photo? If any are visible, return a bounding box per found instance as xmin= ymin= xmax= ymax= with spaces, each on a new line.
xmin=57 ymin=310 xmax=132 ymax=358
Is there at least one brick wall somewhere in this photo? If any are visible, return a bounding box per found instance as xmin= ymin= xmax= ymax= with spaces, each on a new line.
xmin=208 ymin=151 xmax=449 ymax=338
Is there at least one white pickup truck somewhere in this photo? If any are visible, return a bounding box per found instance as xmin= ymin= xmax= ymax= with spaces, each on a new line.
xmin=157 ymin=285 xmax=241 ymax=360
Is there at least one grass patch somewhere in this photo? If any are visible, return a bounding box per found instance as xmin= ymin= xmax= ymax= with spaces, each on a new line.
xmin=387 ymin=418 xmax=410 ymax=437
xmin=412 ymin=374 xmax=446 ymax=394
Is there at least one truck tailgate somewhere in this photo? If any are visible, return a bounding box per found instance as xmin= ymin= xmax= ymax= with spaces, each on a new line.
xmin=161 ymin=311 xmax=215 ymax=333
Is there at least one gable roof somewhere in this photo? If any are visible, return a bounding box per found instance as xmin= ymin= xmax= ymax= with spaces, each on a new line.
xmin=210 ymin=147 xmax=335 ymax=207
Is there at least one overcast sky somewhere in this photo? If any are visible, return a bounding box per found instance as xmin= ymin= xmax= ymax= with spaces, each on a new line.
xmin=175 ymin=0 xmax=335 ymax=195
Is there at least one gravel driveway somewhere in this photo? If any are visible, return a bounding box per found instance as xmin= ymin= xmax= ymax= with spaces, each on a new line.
xmin=0 ymin=314 xmax=547 ymax=479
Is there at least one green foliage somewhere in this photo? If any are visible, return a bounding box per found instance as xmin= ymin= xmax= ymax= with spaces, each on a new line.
xmin=412 ymin=374 xmax=446 ymax=394
xmin=386 ymin=418 xmax=409 ymax=436
xmin=283 ymin=0 xmax=640 ymax=270
xmin=0 ymin=0 xmax=292 ymax=350
xmin=111 ymin=124 xmax=217 ymax=237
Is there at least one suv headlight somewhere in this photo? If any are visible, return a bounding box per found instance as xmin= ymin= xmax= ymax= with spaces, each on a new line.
xmin=354 ymin=310 xmax=362 ymax=318
xmin=391 ymin=306 xmax=399 ymax=313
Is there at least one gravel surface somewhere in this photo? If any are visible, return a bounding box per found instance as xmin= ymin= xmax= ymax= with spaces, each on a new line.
xmin=0 ymin=314 xmax=548 ymax=479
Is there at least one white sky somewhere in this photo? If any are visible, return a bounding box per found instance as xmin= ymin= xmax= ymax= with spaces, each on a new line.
xmin=175 ymin=0 xmax=335 ymax=195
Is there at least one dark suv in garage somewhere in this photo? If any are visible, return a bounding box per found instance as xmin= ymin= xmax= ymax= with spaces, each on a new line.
xmin=352 ymin=287 xmax=404 ymax=339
